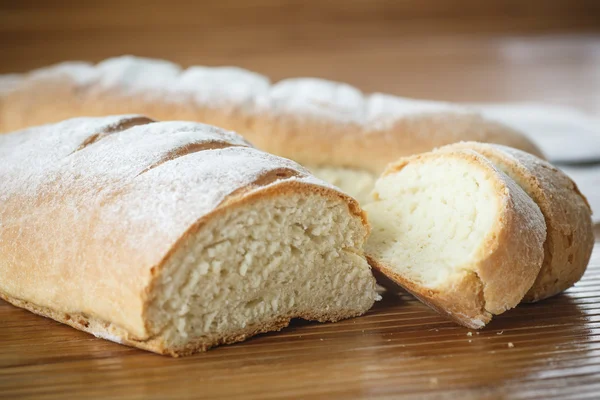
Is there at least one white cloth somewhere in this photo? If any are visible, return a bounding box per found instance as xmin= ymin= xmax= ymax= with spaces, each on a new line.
xmin=476 ymin=103 xmax=600 ymax=164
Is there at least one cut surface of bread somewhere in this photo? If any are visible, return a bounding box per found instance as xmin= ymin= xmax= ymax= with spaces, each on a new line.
xmin=364 ymin=150 xmax=546 ymax=329
xmin=438 ymin=142 xmax=594 ymax=302
xmin=309 ymin=166 xmax=378 ymax=204
xmin=0 ymin=56 xmax=544 ymax=202
xmin=0 ymin=115 xmax=378 ymax=356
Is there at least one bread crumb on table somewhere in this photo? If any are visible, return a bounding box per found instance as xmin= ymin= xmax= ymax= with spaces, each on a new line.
xmin=467 ymin=332 xmax=473 ymax=336
xmin=508 ymin=342 xmax=515 ymax=348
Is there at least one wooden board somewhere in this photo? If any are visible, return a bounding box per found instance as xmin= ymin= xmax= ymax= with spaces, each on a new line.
xmin=1 ymin=244 xmax=599 ymax=399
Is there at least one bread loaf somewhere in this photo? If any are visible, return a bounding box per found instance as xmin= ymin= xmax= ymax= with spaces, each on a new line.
xmin=0 ymin=56 xmax=543 ymax=203
xmin=438 ymin=142 xmax=594 ymax=302
xmin=363 ymin=149 xmax=546 ymax=329
xmin=0 ymin=115 xmax=379 ymax=356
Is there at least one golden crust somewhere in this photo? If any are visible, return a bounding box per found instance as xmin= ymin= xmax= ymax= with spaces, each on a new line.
xmin=367 ymin=256 xmax=491 ymax=329
xmin=252 ymin=110 xmax=544 ymax=174
xmin=367 ymin=150 xmax=546 ymax=328
xmin=440 ymin=142 xmax=594 ymax=302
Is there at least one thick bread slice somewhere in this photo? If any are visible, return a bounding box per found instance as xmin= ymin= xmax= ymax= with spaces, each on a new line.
xmin=438 ymin=142 xmax=594 ymax=302
xmin=0 ymin=56 xmax=543 ymax=202
xmin=0 ymin=115 xmax=379 ymax=356
xmin=363 ymin=150 xmax=546 ymax=329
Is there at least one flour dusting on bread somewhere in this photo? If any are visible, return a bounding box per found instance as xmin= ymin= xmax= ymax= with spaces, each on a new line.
xmin=0 ymin=56 xmax=544 ymax=188
xmin=0 ymin=115 xmax=377 ymax=356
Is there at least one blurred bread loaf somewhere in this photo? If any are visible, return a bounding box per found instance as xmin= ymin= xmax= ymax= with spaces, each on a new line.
xmin=0 ymin=56 xmax=543 ymax=203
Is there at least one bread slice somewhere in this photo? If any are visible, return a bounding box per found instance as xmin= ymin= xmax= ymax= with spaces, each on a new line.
xmin=438 ymin=142 xmax=594 ymax=302
xmin=0 ymin=115 xmax=379 ymax=356
xmin=0 ymin=56 xmax=544 ymax=202
xmin=363 ymin=150 xmax=546 ymax=329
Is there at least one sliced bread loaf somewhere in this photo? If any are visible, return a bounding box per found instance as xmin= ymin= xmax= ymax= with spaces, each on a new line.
xmin=438 ymin=142 xmax=594 ymax=302
xmin=0 ymin=115 xmax=379 ymax=356
xmin=363 ymin=150 xmax=546 ymax=329
xmin=0 ymin=56 xmax=544 ymax=203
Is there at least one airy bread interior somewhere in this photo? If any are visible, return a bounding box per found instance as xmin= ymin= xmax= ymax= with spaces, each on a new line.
xmin=438 ymin=141 xmax=594 ymax=303
xmin=363 ymin=150 xmax=546 ymax=329
xmin=309 ymin=166 xmax=377 ymax=204
xmin=144 ymin=190 xmax=378 ymax=355
xmin=363 ymin=156 xmax=499 ymax=289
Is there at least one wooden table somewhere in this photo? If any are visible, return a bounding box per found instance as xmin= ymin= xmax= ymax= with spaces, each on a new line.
xmin=2 ymin=1 xmax=600 ymax=398
xmin=2 ymin=245 xmax=599 ymax=399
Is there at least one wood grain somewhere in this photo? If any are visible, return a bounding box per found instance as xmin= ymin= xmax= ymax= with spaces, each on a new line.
xmin=1 ymin=245 xmax=600 ymax=399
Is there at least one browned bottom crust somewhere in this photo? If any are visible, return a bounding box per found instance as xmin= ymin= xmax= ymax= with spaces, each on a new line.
xmin=0 ymin=291 xmax=363 ymax=356
xmin=367 ymin=256 xmax=491 ymax=330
